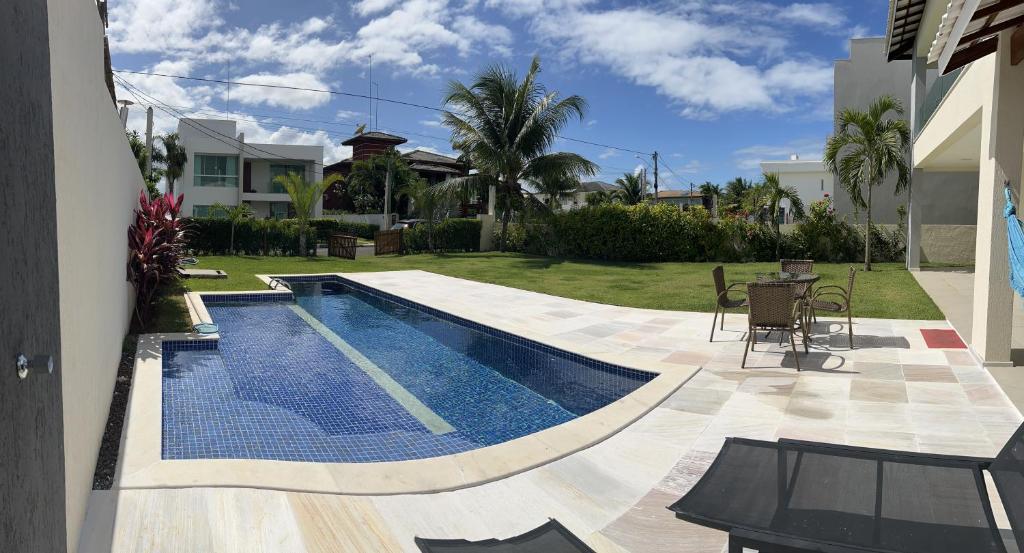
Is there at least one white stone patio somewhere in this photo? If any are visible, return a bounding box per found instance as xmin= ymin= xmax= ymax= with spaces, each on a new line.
xmin=78 ymin=271 xmax=1023 ymax=553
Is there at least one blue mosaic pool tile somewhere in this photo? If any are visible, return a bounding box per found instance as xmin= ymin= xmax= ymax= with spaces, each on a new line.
xmin=162 ymin=276 xmax=655 ymax=463
xmin=200 ymin=292 xmax=293 ymax=304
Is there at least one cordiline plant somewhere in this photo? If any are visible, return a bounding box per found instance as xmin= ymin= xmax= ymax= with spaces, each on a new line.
xmin=127 ymin=191 xmax=184 ymax=326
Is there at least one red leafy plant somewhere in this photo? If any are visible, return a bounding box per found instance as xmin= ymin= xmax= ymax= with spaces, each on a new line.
xmin=126 ymin=191 xmax=184 ymax=326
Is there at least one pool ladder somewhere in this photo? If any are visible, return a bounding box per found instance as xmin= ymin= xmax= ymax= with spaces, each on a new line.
xmin=268 ymin=277 xmax=292 ymax=291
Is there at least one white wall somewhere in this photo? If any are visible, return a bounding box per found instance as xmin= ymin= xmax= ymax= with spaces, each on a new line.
xmin=760 ymin=160 xmax=834 ymax=221
xmin=46 ymin=1 xmax=144 ymax=551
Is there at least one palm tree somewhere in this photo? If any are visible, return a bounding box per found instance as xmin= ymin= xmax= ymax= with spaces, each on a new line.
xmin=211 ymin=202 xmax=254 ymax=254
xmin=722 ymin=177 xmax=752 ymax=213
xmin=441 ymin=56 xmax=598 ymax=251
xmin=407 ymin=181 xmax=449 ymax=251
xmin=614 ymin=172 xmax=645 ymax=205
xmin=749 ymin=172 xmax=806 ymax=260
xmin=585 ymin=190 xmax=615 ymax=206
xmin=161 ymin=133 xmax=188 ymax=196
xmin=699 ymin=181 xmax=721 ymax=216
xmin=529 ymin=174 xmax=579 ymax=211
xmin=274 ymin=172 xmax=343 ymax=256
xmin=824 ymin=95 xmax=910 ymax=270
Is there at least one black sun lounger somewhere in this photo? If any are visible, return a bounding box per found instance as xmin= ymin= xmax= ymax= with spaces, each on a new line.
xmin=668 ymin=423 xmax=1024 ymax=553
xmin=414 ymin=519 xmax=595 ymax=553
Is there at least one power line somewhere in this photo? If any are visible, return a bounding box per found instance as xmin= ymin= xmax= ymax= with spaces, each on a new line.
xmin=113 ymin=68 xmax=654 ymax=157
xmin=116 ymin=75 xmax=331 ymax=169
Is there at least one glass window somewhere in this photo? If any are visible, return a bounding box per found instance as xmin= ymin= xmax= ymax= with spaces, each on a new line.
xmin=270 ymin=164 xmax=305 ymax=193
xmin=270 ymin=202 xmax=291 ymax=220
xmin=192 ymin=205 xmax=212 ymax=217
xmin=194 ymin=155 xmax=239 ymax=187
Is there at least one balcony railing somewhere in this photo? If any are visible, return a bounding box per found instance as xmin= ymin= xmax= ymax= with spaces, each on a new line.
xmin=917 ymin=66 xmax=964 ymax=134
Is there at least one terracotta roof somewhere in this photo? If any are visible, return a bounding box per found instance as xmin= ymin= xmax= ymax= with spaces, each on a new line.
xmin=341 ymin=131 xmax=408 ymax=146
xmin=656 ymin=189 xmax=702 ymax=199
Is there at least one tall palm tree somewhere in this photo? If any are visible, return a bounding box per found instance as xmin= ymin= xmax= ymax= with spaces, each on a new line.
xmin=529 ymin=174 xmax=579 ymax=211
xmin=441 ymin=56 xmax=598 ymax=251
xmin=614 ymin=172 xmax=645 ymax=205
xmin=211 ymin=202 xmax=254 ymax=255
xmin=746 ymin=172 xmax=807 ymax=260
xmin=824 ymin=95 xmax=910 ymax=271
xmin=161 ymin=132 xmax=188 ymax=196
xmin=273 ymin=172 xmax=343 ymax=256
xmin=585 ymin=190 xmax=615 ymax=206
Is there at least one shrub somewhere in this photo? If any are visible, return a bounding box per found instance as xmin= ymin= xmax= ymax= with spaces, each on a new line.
xmin=405 ymin=218 xmax=482 ymax=253
xmin=183 ymin=217 xmax=316 ymax=256
xmin=500 ymin=199 xmax=904 ymax=264
xmin=301 ymin=218 xmax=378 ymax=242
xmin=127 ymin=192 xmax=184 ymax=325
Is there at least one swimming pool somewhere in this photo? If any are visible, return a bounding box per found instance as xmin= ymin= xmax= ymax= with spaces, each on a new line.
xmin=162 ymin=276 xmax=655 ymax=463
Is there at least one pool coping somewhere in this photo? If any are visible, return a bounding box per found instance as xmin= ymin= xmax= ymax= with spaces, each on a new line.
xmin=115 ymin=272 xmax=699 ymax=495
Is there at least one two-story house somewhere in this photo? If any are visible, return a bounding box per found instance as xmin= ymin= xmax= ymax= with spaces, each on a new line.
xmin=175 ymin=118 xmax=324 ymax=219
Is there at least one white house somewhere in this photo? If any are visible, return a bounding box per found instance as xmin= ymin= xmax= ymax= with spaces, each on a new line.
xmin=760 ymin=156 xmax=835 ymax=222
xmin=175 ymin=118 xmax=324 ymax=219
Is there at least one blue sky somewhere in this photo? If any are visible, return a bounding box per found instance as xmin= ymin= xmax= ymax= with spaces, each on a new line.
xmin=109 ymin=0 xmax=890 ymax=189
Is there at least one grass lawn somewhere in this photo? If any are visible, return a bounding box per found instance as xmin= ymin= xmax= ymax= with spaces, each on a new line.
xmin=146 ymin=253 xmax=943 ymax=331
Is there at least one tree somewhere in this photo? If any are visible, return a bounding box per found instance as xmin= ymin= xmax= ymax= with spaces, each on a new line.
xmin=161 ymin=132 xmax=188 ymax=196
xmin=441 ymin=55 xmax=597 ymax=251
xmin=345 ymin=151 xmax=424 ymax=215
xmin=211 ymin=202 xmax=254 ymax=255
xmin=529 ymin=174 xmax=579 ymax=211
xmin=614 ymin=172 xmax=645 ymax=205
xmin=824 ymin=95 xmax=910 ymax=270
xmin=722 ymin=177 xmax=752 ymax=214
xmin=127 ymin=130 xmax=165 ymax=199
xmin=585 ymin=190 xmax=615 ymax=206
xmin=274 ymin=172 xmax=344 ymax=256
xmin=407 ymin=181 xmax=450 ymax=251
xmin=746 ymin=172 xmax=806 ymax=260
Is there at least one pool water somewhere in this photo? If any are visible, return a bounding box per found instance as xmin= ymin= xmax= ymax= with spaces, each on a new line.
xmin=162 ymin=278 xmax=654 ymax=462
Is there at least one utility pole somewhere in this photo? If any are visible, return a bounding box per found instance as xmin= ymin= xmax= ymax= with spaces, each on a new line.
xmin=652 ymin=151 xmax=659 ymax=203
xmin=144 ymin=106 xmax=154 ymax=180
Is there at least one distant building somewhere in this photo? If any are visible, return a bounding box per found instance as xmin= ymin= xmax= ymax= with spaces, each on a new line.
xmin=175 ymin=118 xmax=324 ymax=219
xmin=322 ymin=131 xmax=467 ymax=214
xmin=655 ymin=189 xmax=709 ymax=210
xmin=759 ymin=155 xmax=834 ymax=222
xmin=532 ymin=181 xmax=619 ymax=210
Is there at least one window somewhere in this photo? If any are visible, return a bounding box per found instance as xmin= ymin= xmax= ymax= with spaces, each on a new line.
xmin=193 ymin=205 xmax=214 ymax=217
xmin=270 ymin=202 xmax=292 ymax=220
xmin=194 ymin=155 xmax=239 ymax=187
xmin=270 ymin=163 xmax=305 ymax=193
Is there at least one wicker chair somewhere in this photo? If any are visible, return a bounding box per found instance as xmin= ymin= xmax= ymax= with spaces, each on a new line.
xmin=743 ymin=282 xmax=808 ymax=371
xmin=710 ymin=266 xmax=748 ymax=342
xmin=780 ymin=259 xmax=814 ymax=274
xmin=810 ymin=266 xmax=857 ymax=348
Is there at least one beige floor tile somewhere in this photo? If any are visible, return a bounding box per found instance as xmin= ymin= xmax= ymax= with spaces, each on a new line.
xmin=849 ymin=379 xmax=908 ymax=403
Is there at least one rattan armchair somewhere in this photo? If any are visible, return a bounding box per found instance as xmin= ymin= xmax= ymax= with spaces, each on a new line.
xmin=743 ymin=281 xmax=808 ymax=371
xmin=711 ymin=265 xmax=748 ymax=342
xmin=810 ymin=266 xmax=856 ymax=348
xmin=780 ymin=259 xmax=814 ymax=274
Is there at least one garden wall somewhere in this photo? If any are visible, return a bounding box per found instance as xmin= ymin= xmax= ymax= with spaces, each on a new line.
xmin=48 ymin=0 xmax=145 ymax=550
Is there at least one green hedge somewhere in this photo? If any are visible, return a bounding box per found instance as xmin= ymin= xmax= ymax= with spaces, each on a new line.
xmin=501 ymin=201 xmax=903 ymax=264
xmin=183 ymin=217 xmax=317 ymax=256
xmin=404 ymin=218 xmax=481 ymax=253
xmin=183 ymin=217 xmax=378 ymax=256
xmin=302 ymin=218 xmax=378 ymax=242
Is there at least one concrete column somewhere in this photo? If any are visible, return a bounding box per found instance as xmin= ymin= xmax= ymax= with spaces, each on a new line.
xmin=971 ymin=31 xmax=1024 ymax=365
xmin=906 ymin=56 xmax=927 ymax=270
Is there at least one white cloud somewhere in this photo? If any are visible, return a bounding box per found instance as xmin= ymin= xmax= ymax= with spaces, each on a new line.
xmin=598 ymin=148 xmax=617 ymax=159
xmin=419 ymin=118 xmax=444 ymax=128
xmin=505 ymin=2 xmax=837 ymax=118
xmin=336 ymin=110 xmax=363 ymax=121
xmin=733 ymin=138 xmax=825 ymax=170
xmin=452 ymin=15 xmax=513 ymax=55
xmin=354 ymin=0 xmax=402 ymax=17
xmin=107 ymin=0 xmax=221 ymax=53
xmin=780 ymin=3 xmax=847 ymax=28
xmin=229 ymin=73 xmax=333 ymax=110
